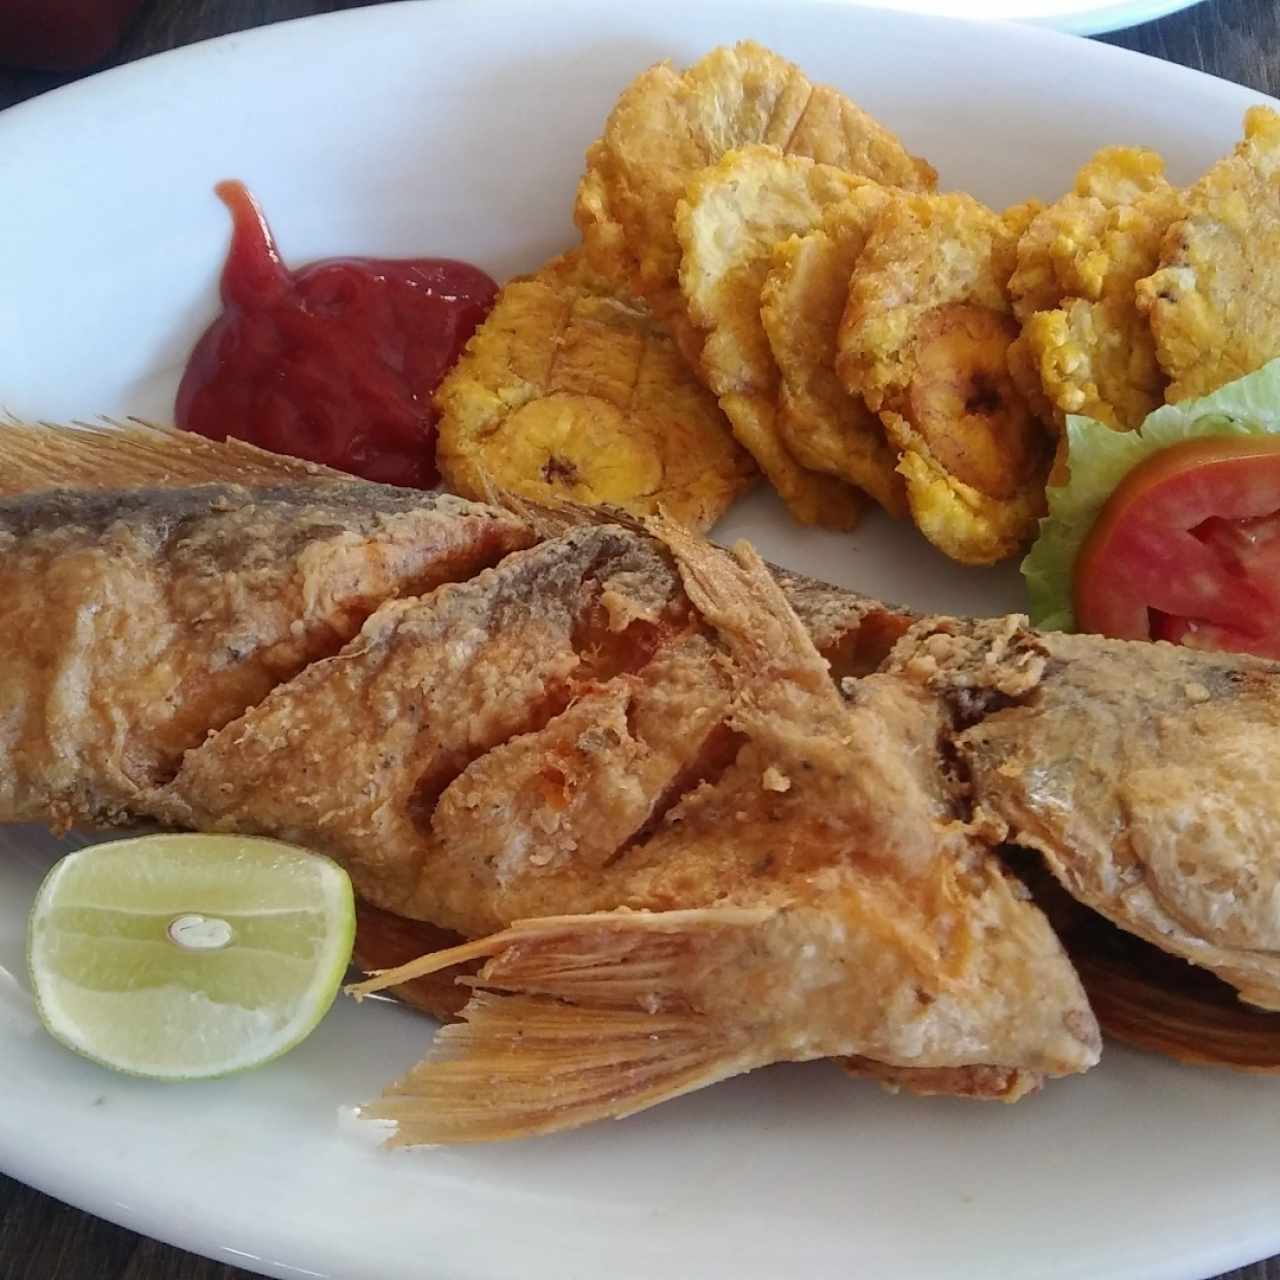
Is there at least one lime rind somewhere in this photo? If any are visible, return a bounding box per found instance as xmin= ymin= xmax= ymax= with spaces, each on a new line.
xmin=27 ymin=834 xmax=355 ymax=1081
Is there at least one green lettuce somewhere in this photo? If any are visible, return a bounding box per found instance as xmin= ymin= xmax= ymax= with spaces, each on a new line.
xmin=1021 ymin=357 xmax=1280 ymax=632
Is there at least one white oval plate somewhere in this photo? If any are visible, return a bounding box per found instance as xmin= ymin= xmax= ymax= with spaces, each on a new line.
xmin=1 ymin=4 xmax=1277 ymax=1278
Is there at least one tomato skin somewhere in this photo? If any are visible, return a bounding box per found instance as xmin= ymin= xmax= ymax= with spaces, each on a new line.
xmin=1074 ymin=435 xmax=1280 ymax=658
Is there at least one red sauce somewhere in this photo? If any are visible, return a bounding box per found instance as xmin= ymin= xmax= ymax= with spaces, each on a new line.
xmin=176 ymin=181 xmax=497 ymax=488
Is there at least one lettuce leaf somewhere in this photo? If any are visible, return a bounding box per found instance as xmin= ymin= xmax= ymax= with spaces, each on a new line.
xmin=1021 ymin=357 xmax=1280 ymax=632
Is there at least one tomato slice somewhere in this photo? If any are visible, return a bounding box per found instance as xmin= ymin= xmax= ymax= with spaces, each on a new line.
xmin=1074 ymin=435 xmax=1280 ymax=658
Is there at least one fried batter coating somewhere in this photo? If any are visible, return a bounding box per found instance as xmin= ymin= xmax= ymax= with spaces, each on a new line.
xmin=1015 ymin=295 xmax=1167 ymax=435
xmin=676 ymin=146 xmax=871 ymax=528
xmin=760 ymin=190 xmax=908 ymax=517
xmin=1000 ymin=198 xmax=1043 ymax=242
xmin=1010 ymin=148 xmax=1173 ymax=320
xmin=1137 ymin=107 xmax=1280 ymax=402
xmin=574 ymin=41 xmax=936 ymax=351
xmin=1075 ymin=144 xmax=1171 ymax=205
xmin=1009 ymin=147 xmax=1180 ymax=430
xmin=837 ymin=193 xmax=1049 ymax=563
xmin=436 ymin=253 xmax=755 ymax=533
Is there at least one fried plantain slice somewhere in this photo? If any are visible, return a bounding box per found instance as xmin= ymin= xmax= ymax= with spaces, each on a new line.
xmin=574 ymin=40 xmax=936 ymax=355
xmin=1074 ymin=144 xmax=1171 ymax=205
xmin=676 ymin=146 xmax=871 ymax=529
xmin=837 ymin=193 xmax=1050 ymax=563
xmin=1013 ymin=293 xmax=1167 ymax=436
xmin=1137 ymin=107 xmax=1280 ymax=402
xmin=436 ymin=253 xmax=755 ymax=533
xmin=1009 ymin=147 xmax=1180 ymax=431
xmin=760 ymin=190 xmax=908 ymax=517
xmin=1009 ymin=147 xmax=1173 ymax=321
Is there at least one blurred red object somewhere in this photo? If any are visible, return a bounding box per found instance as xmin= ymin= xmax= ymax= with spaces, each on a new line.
xmin=0 ymin=0 xmax=147 ymax=73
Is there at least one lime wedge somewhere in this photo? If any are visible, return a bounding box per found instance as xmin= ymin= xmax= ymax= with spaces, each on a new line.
xmin=27 ymin=834 xmax=355 ymax=1080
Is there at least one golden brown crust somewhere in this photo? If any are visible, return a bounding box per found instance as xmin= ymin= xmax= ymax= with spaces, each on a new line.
xmin=893 ymin=619 xmax=1280 ymax=1010
xmin=347 ymin=529 xmax=1096 ymax=1141
xmin=0 ymin=426 xmax=533 ymax=828
xmin=761 ymin=191 xmax=906 ymax=516
xmin=574 ymin=40 xmax=935 ymax=320
xmin=1137 ymin=107 xmax=1280 ymax=402
xmin=837 ymin=193 xmax=1051 ymax=564
xmin=1018 ymin=862 xmax=1280 ymax=1073
xmin=162 ymin=524 xmax=914 ymax=927
xmin=841 ymin=1057 xmax=1041 ymax=1101
xmin=1009 ymin=147 xmax=1180 ymax=429
xmin=676 ymin=147 xmax=873 ymax=528
xmin=436 ymin=252 xmax=755 ymax=533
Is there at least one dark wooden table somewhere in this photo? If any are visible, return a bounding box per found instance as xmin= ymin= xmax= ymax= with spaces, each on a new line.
xmin=2 ymin=0 xmax=1279 ymax=1276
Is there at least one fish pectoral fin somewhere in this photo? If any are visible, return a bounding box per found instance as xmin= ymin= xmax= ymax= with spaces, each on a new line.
xmin=348 ymin=907 xmax=771 ymax=1144
xmin=1069 ymin=932 xmax=1280 ymax=1073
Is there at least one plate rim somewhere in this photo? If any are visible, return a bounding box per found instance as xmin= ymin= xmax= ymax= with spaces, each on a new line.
xmin=0 ymin=5 xmax=1276 ymax=1280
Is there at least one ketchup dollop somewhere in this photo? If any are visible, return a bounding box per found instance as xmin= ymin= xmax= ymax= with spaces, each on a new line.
xmin=176 ymin=181 xmax=497 ymax=488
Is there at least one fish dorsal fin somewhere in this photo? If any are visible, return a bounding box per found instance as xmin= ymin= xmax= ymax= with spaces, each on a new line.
xmin=0 ymin=419 xmax=351 ymax=496
xmin=349 ymin=908 xmax=769 ymax=1144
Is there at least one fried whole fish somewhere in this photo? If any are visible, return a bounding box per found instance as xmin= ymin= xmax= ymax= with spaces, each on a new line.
xmin=11 ymin=424 xmax=1280 ymax=1140
xmin=0 ymin=424 xmax=1099 ymax=1132
xmin=336 ymin=524 xmax=1097 ymax=1141
xmin=0 ymin=422 xmax=533 ymax=828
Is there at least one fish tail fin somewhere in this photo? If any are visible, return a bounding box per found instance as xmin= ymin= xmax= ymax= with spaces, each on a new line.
xmin=348 ymin=907 xmax=771 ymax=1144
xmin=0 ymin=418 xmax=347 ymax=495
xmin=1073 ymin=946 xmax=1280 ymax=1073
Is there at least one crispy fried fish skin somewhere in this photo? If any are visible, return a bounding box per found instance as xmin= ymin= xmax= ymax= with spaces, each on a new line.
xmin=574 ymin=41 xmax=935 ymax=347
xmin=341 ymin=528 xmax=1094 ymax=1142
xmin=760 ymin=190 xmax=908 ymax=516
xmin=0 ymin=423 xmax=533 ymax=829
xmin=436 ymin=253 xmax=754 ymax=534
xmin=1137 ymin=107 xmax=1280 ymax=402
xmin=161 ymin=522 xmax=914 ymax=921
xmin=1009 ymin=147 xmax=1180 ymax=430
xmin=838 ymin=194 xmax=1050 ymax=563
xmin=892 ymin=616 xmax=1280 ymax=1012
xmin=841 ymin=1057 xmax=1041 ymax=1100
xmin=675 ymin=146 xmax=869 ymax=529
